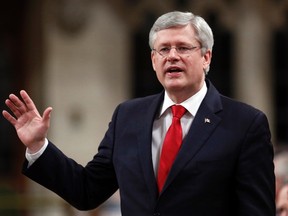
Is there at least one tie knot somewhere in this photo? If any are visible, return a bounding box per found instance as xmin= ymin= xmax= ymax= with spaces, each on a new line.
xmin=171 ymin=105 xmax=186 ymax=119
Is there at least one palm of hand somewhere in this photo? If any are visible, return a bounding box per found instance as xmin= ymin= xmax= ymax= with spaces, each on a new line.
xmin=2 ymin=90 xmax=52 ymax=152
xmin=16 ymin=109 xmax=48 ymax=147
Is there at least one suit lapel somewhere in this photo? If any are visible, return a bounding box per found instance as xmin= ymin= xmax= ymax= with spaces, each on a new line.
xmin=161 ymin=80 xmax=223 ymax=193
xmin=137 ymin=93 xmax=164 ymax=198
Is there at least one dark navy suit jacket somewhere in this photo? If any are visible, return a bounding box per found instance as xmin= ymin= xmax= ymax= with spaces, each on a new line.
xmin=23 ymin=80 xmax=275 ymax=215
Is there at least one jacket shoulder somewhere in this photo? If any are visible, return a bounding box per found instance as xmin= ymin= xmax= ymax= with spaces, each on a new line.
xmin=220 ymin=94 xmax=264 ymax=115
xmin=119 ymin=93 xmax=163 ymax=109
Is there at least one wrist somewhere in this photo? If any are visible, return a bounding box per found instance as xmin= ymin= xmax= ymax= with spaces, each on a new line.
xmin=26 ymin=139 xmax=49 ymax=167
xmin=27 ymin=139 xmax=47 ymax=154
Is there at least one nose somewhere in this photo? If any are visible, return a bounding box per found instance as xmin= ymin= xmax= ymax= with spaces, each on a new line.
xmin=167 ymin=47 xmax=180 ymax=60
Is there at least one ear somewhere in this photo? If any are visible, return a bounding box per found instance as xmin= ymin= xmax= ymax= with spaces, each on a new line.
xmin=151 ymin=51 xmax=157 ymax=71
xmin=203 ymin=49 xmax=212 ymax=71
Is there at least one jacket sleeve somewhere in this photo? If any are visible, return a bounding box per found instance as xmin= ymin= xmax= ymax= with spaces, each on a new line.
xmin=235 ymin=111 xmax=275 ymax=215
xmin=22 ymin=106 xmax=120 ymax=211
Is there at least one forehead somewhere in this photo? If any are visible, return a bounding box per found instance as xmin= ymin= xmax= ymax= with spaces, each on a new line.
xmin=154 ymin=25 xmax=196 ymax=46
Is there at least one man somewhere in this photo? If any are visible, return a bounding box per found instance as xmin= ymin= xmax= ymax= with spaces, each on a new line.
xmin=2 ymin=11 xmax=275 ymax=215
xmin=275 ymin=151 xmax=288 ymax=198
xmin=277 ymin=185 xmax=288 ymax=216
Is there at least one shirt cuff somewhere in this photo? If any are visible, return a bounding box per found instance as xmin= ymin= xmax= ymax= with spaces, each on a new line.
xmin=25 ymin=138 xmax=49 ymax=167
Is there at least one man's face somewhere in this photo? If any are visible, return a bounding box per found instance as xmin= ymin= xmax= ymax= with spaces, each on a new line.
xmin=151 ymin=24 xmax=211 ymax=102
xmin=277 ymin=185 xmax=288 ymax=216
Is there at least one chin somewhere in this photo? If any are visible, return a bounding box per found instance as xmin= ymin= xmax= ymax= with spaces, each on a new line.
xmin=165 ymin=85 xmax=186 ymax=93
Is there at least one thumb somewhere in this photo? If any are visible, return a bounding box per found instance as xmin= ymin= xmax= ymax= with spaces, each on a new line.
xmin=42 ymin=107 xmax=53 ymax=123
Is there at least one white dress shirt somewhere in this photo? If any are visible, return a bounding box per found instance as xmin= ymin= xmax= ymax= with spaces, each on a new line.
xmin=151 ymin=83 xmax=207 ymax=175
xmin=26 ymin=83 xmax=207 ymax=170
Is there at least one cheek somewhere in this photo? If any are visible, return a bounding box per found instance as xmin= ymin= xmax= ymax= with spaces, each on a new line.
xmin=152 ymin=58 xmax=164 ymax=73
xmin=151 ymin=54 xmax=158 ymax=71
xmin=153 ymin=64 xmax=165 ymax=84
xmin=154 ymin=67 xmax=163 ymax=81
xmin=187 ymin=57 xmax=204 ymax=70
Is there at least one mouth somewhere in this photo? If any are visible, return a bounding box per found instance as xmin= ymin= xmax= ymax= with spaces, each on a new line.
xmin=166 ymin=66 xmax=184 ymax=74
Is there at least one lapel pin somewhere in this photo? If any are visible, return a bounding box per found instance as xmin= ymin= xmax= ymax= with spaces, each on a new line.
xmin=204 ymin=118 xmax=211 ymax=124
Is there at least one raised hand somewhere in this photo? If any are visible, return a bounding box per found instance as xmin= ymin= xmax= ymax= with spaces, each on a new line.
xmin=2 ymin=90 xmax=52 ymax=153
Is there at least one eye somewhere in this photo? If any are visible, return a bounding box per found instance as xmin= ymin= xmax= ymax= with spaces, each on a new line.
xmin=177 ymin=46 xmax=191 ymax=52
xmin=159 ymin=47 xmax=170 ymax=53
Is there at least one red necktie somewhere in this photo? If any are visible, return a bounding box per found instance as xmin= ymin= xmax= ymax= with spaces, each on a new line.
xmin=157 ymin=105 xmax=187 ymax=192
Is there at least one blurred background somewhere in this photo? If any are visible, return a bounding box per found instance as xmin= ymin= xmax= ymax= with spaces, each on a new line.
xmin=0 ymin=0 xmax=288 ymax=215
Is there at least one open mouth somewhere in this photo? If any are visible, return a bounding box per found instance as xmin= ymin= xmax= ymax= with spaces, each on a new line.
xmin=166 ymin=66 xmax=183 ymax=73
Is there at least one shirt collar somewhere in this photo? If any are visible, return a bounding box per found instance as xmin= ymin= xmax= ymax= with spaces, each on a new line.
xmin=159 ymin=82 xmax=207 ymax=117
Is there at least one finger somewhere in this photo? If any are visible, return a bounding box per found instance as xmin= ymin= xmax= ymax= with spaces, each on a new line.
xmin=42 ymin=107 xmax=53 ymax=125
xmin=5 ymin=99 xmax=23 ymax=119
xmin=2 ymin=110 xmax=17 ymax=126
xmin=20 ymin=90 xmax=39 ymax=113
xmin=8 ymin=94 xmax=27 ymax=115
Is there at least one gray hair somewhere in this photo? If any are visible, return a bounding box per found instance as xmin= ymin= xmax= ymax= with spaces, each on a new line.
xmin=149 ymin=11 xmax=214 ymax=73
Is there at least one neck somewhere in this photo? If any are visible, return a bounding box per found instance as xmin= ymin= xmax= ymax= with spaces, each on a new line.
xmin=167 ymin=83 xmax=204 ymax=104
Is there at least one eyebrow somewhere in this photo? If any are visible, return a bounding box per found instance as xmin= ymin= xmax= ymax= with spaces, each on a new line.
xmin=157 ymin=42 xmax=195 ymax=47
